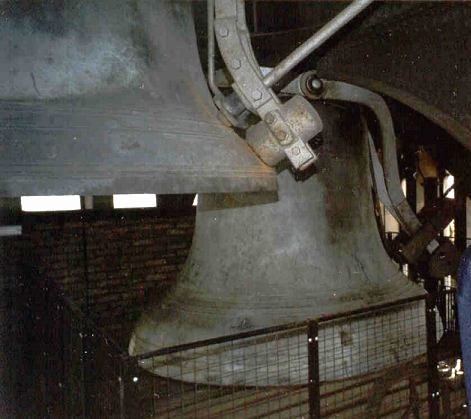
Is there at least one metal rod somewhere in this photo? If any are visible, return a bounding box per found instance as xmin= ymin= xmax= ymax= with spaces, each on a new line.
xmin=263 ymin=0 xmax=374 ymax=88
xmin=425 ymin=294 xmax=440 ymax=419
xmin=207 ymin=0 xmax=222 ymax=97
xmin=119 ymin=375 xmax=125 ymax=419
xmin=131 ymin=295 xmax=424 ymax=360
xmin=443 ymin=182 xmax=455 ymax=198
xmin=307 ymin=321 xmax=320 ymax=419
xmin=320 ymin=80 xmax=422 ymax=236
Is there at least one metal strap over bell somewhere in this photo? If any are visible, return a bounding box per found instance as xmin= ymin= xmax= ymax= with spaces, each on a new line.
xmin=0 ymin=0 xmax=276 ymax=196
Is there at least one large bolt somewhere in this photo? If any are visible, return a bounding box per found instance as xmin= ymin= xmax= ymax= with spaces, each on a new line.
xmin=231 ymin=59 xmax=241 ymax=70
xmin=219 ymin=27 xmax=229 ymax=37
xmin=305 ymin=75 xmax=323 ymax=95
xmin=251 ymin=89 xmax=263 ymax=101
xmin=264 ymin=112 xmax=276 ymax=125
xmin=291 ymin=146 xmax=301 ymax=156
xmin=310 ymin=134 xmax=323 ymax=148
xmin=276 ymin=130 xmax=290 ymax=145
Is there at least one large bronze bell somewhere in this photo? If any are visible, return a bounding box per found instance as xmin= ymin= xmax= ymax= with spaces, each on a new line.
xmin=0 ymin=0 xmax=275 ymax=196
xmin=129 ymin=103 xmax=425 ymax=385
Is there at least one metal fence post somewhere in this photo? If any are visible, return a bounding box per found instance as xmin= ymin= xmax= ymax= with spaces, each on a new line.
xmin=426 ymin=295 xmax=440 ymax=419
xmin=119 ymin=356 xmax=126 ymax=419
xmin=78 ymin=320 xmax=88 ymax=419
xmin=308 ymin=321 xmax=320 ymax=419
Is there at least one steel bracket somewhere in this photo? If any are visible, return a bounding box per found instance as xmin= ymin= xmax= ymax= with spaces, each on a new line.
xmin=213 ymin=0 xmax=321 ymax=170
xmin=285 ymin=74 xmax=461 ymax=275
xmin=284 ymin=75 xmax=423 ymax=235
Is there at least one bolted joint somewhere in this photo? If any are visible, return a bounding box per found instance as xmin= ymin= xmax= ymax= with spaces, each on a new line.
xmin=246 ymin=95 xmax=322 ymax=170
xmin=306 ymin=76 xmax=323 ymax=95
xmin=275 ymin=129 xmax=291 ymax=145
xmin=218 ymin=26 xmax=229 ymax=37
xmin=264 ymin=112 xmax=276 ymax=125
xmin=310 ymin=134 xmax=324 ymax=149
xmin=299 ymin=71 xmax=324 ymax=97
xmin=214 ymin=92 xmax=250 ymax=129
xmin=251 ymin=89 xmax=263 ymax=101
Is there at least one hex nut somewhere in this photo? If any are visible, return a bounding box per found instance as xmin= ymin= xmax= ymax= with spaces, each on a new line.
xmin=231 ymin=59 xmax=241 ymax=69
xmin=251 ymin=89 xmax=263 ymax=101
xmin=276 ymin=130 xmax=289 ymax=144
xmin=219 ymin=27 xmax=229 ymax=37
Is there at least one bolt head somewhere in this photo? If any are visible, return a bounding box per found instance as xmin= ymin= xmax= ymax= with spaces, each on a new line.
xmin=219 ymin=27 xmax=229 ymax=37
xmin=251 ymin=89 xmax=262 ymax=101
xmin=231 ymin=59 xmax=241 ymax=70
xmin=306 ymin=76 xmax=323 ymax=95
xmin=310 ymin=79 xmax=322 ymax=90
xmin=292 ymin=146 xmax=301 ymax=156
xmin=276 ymin=130 xmax=290 ymax=144
xmin=311 ymin=135 xmax=323 ymax=148
xmin=265 ymin=112 xmax=276 ymax=125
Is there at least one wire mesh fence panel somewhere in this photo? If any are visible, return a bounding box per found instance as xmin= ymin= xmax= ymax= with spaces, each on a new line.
xmin=127 ymin=325 xmax=311 ymax=418
xmin=30 ymin=276 xmax=469 ymax=418
xmin=86 ymin=329 xmax=125 ymax=418
xmin=443 ymin=288 xmax=458 ymax=334
xmin=30 ymin=276 xmax=127 ymax=418
xmin=31 ymin=278 xmax=87 ymax=418
xmin=61 ymin=309 xmax=87 ymax=418
xmin=317 ymin=298 xmax=429 ymax=418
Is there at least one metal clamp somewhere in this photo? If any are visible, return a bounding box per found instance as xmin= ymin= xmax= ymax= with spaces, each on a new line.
xmin=213 ymin=0 xmax=321 ymax=170
xmin=245 ymin=95 xmax=322 ymax=170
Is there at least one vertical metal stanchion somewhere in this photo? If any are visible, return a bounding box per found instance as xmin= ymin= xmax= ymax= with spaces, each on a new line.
xmin=78 ymin=319 xmax=88 ymax=419
xmin=308 ymin=321 xmax=320 ymax=419
xmin=119 ymin=358 xmax=125 ymax=419
xmin=426 ymin=295 xmax=440 ymax=419
xmin=80 ymin=211 xmax=93 ymax=418
xmin=41 ymin=278 xmax=49 ymax=417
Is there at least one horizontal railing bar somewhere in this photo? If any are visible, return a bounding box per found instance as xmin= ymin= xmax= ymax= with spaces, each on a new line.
xmin=132 ymin=294 xmax=426 ymax=361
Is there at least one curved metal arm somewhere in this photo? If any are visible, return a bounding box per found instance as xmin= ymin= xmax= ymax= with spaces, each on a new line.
xmin=214 ymin=0 xmax=321 ymax=170
xmin=211 ymin=0 xmax=375 ymax=171
xmin=320 ymin=80 xmax=421 ymax=235
xmin=283 ymin=77 xmax=421 ymax=235
xmin=207 ymin=0 xmax=222 ymax=97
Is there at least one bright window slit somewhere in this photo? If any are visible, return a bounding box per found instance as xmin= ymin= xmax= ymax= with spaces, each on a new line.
xmin=21 ymin=195 xmax=81 ymax=212
xmin=113 ymin=194 xmax=157 ymax=209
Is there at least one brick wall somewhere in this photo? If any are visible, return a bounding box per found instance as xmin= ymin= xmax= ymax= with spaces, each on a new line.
xmin=0 ymin=233 xmax=28 ymax=419
xmin=22 ymin=208 xmax=195 ymax=347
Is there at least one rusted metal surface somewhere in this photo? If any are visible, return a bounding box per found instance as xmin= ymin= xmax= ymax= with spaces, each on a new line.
xmin=0 ymin=0 xmax=276 ymax=196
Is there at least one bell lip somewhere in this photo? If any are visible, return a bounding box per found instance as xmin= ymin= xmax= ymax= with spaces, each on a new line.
xmin=0 ymin=170 xmax=278 ymax=197
xmin=0 ymin=92 xmax=278 ymax=196
xmin=129 ymin=275 xmax=426 ymax=357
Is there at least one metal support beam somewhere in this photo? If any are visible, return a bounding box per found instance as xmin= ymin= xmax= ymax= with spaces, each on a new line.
xmin=263 ymin=0 xmax=375 ymax=88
